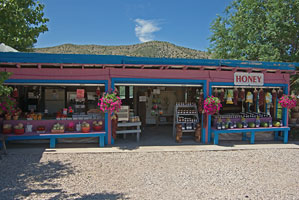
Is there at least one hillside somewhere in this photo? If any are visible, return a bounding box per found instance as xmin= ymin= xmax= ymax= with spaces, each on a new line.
xmin=34 ymin=41 xmax=209 ymax=59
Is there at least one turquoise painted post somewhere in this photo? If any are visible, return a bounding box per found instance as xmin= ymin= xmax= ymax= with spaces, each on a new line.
xmin=275 ymin=97 xmax=278 ymax=119
xmin=274 ymin=131 xmax=278 ymax=140
xmin=214 ymin=132 xmax=219 ymax=145
xmin=208 ymin=115 xmax=211 ymax=143
xmin=242 ymin=132 xmax=246 ymax=141
xmin=201 ymin=113 xmax=205 ymax=143
xmin=282 ymin=86 xmax=288 ymax=127
xmin=104 ymin=112 xmax=109 ymax=145
xmin=284 ymin=130 xmax=288 ymax=143
xmin=250 ymin=131 xmax=255 ymax=144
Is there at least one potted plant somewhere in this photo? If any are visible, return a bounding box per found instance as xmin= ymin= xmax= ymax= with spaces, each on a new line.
xmin=14 ymin=123 xmax=24 ymax=135
xmin=0 ymin=96 xmax=16 ymax=120
xmin=204 ymin=96 xmax=222 ymax=115
xmin=51 ymin=123 xmax=65 ymax=133
xmin=278 ymin=95 xmax=297 ymax=109
xmin=3 ymin=124 xmax=12 ymax=134
xmin=99 ymin=90 xmax=122 ymax=113
xmin=81 ymin=121 xmax=90 ymax=133
xmin=92 ymin=121 xmax=103 ymax=131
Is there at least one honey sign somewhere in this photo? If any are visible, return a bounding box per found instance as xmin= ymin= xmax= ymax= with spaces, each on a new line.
xmin=234 ymin=72 xmax=264 ymax=86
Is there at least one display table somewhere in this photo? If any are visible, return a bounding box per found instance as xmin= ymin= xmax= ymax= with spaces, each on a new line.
xmin=117 ymin=122 xmax=141 ymax=142
xmin=2 ymin=131 xmax=106 ymax=148
xmin=211 ymin=127 xmax=290 ymax=145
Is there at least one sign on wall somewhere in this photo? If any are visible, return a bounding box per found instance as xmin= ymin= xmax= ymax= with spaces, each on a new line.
xmin=76 ymin=89 xmax=85 ymax=99
xmin=234 ymin=72 xmax=264 ymax=86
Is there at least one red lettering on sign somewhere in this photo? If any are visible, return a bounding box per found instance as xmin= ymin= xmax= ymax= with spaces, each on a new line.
xmin=242 ymin=76 xmax=247 ymax=82
xmin=248 ymin=76 xmax=253 ymax=82
xmin=236 ymin=76 xmax=242 ymax=82
xmin=253 ymin=76 xmax=256 ymax=82
xmin=257 ymin=76 xmax=261 ymax=83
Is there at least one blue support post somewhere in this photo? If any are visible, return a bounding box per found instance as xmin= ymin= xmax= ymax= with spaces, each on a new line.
xmin=214 ymin=133 xmax=219 ymax=145
xmin=50 ymin=138 xmax=56 ymax=148
xmin=250 ymin=131 xmax=255 ymax=144
xmin=274 ymin=131 xmax=279 ymax=141
xmin=208 ymin=115 xmax=211 ymax=143
xmin=283 ymin=130 xmax=288 ymax=144
xmin=282 ymin=86 xmax=288 ymax=127
xmin=99 ymin=135 xmax=105 ymax=147
xmin=242 ymin=132 xmax=247 ymax=141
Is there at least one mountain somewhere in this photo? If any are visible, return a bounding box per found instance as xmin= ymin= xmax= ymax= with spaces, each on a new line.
xmin=34 ymin=41 xmax=209 ymax=59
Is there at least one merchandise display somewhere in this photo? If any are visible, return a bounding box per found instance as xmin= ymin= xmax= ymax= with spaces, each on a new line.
xmin=173 ymin=102 xmax=201 ymax=142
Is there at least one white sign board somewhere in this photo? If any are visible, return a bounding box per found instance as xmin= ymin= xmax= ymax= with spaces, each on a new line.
xmin=234 ymin=72 xmax=264 ymax=86
xmin=153 ymin=89 xmax=160 ymax=94
xmin=139 ymin=96 xmax=147 ymax=102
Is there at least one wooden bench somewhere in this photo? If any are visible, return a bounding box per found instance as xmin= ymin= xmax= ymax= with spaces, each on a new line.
xmin=1 ymin=132 xmax=106 ymax=148
xmin=117 ymin=122 xmax=141 ymax=142
xmin=211 ymin=127 xmax=290 ymax=145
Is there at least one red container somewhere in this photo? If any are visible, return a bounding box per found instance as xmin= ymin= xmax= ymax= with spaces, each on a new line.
xmin=93 ymin=125 xmax=103 ymax=131
xmin=82 ymin=127 xmax=90 ymax=133
xmin=3 ymin=128 xmax=12 ymax=134
xmin=14 ymin=128 xmax=25 ymax=135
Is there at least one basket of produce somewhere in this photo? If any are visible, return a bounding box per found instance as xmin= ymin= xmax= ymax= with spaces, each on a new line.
xmin=3 ymin=124 xmax=12 ymax=134
xmin=14 ymin=123 xmax=24 ymax=135
xmin=92 ymin=121 xmax=103 ymax=131
xmin=81 ymin=121 xmax=90 ymax=133
xmin=51 ymin=123 xmax=65 ymax=134
xmin=36 ymin=126 xmax=46 ymax=134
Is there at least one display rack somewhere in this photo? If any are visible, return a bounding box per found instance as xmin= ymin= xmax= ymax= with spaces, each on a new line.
xmin=172 ymin=102 xmax=200 ymax=137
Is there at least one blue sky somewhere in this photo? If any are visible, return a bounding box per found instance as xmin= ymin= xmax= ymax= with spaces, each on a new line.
xmin=36 ymin=0 xmax=232 ymax=51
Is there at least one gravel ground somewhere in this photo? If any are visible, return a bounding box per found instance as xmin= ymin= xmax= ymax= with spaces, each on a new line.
xmin=0 ymin=148 xmax=299 ymax=199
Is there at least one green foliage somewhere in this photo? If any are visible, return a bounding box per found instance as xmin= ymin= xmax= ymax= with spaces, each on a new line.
xmin=0 ymin=72 xmax=12 ymax=96
xmin=0 ymin=72 xmax=16 ymax=115
xmin=0 ymin=0 xmax=49 ymax=51
xmin=290 ymin=68 xmax=299 ymax=94
xmin=209 ymin=0 xmax=299 ymax=62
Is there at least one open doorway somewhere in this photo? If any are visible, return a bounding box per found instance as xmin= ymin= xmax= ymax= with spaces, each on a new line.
xmin=114 ymin=83 xmax=203 ymax=145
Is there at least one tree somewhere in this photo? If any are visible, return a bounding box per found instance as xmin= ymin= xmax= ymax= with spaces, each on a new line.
xmin=0 ymin=72 xmax=16 ymax=115
xmin=0 ymin=0 xmax=49 ymax=51
xmin=208 ymin=0 xmax=299 ymax=62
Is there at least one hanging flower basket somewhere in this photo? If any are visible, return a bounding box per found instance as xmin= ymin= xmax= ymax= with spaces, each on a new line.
xmin=278 ymin=95 xmax=297 ymax=109
xmin=204 ymin=96 xmax=222 ymax=115
xmin=99 ymin=91 xmax=122 ymax=113
xmin=0 ymin=96 xmax=16 ymax=116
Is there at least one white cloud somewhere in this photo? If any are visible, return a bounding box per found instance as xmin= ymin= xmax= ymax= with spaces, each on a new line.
xmin=134 ymin=19 xmax=161 ymax=42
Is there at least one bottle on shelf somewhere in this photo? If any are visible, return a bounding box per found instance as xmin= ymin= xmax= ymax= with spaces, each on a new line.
xmin=216 ymin=118 xmax=222 ymax=130
xmin=269 ymin=120 xmax=273 ymax=127
xmin=226 ymin=118 xmax=232 ymax=129
xmin=255 ymin=116 xmax=261 ymax=128
xmin=241 ymin=117 xmax=248 ymax=128
xmin=233 ymin=121 xmax=237 ymax=128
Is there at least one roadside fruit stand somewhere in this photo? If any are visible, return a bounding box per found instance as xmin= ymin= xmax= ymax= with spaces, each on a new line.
xmin=0 ymin=52 xmax=298 ymax=147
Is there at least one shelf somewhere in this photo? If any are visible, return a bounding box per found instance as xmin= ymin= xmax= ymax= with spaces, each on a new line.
xmin=173 ymin=103 xmax=200 ymax=137
xmin=181 ymin=129 xmax=196 ymax=132
xmin=175 ymin=104 xmax=197 ymax=108
xmin=177 ymin=113 xmax=198 ymax=116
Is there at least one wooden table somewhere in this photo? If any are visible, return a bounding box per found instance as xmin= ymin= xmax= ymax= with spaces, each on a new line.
xmin=117 ymin=122 xmax=142 ymax=142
